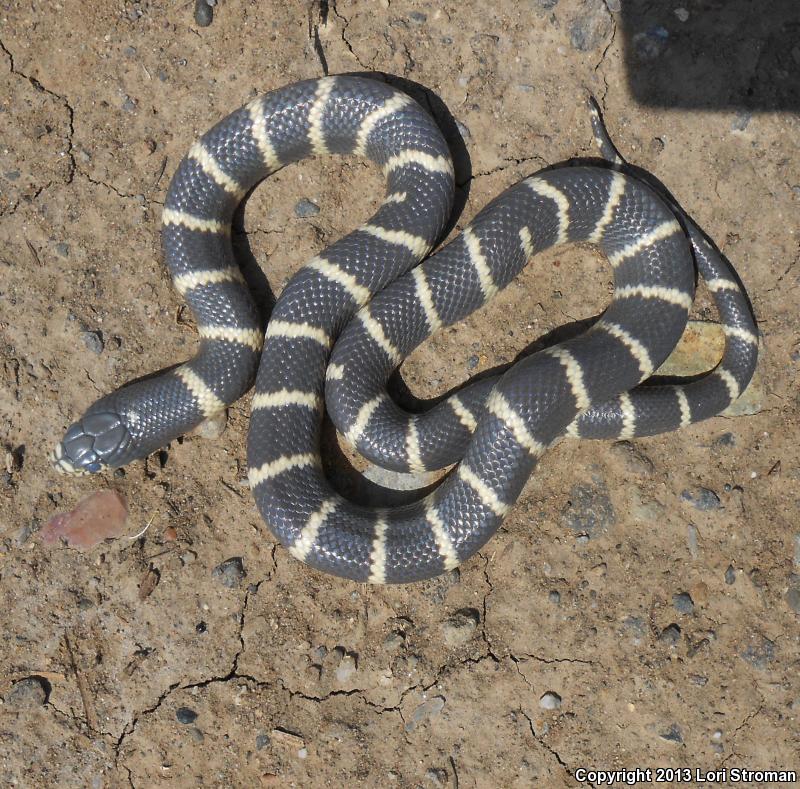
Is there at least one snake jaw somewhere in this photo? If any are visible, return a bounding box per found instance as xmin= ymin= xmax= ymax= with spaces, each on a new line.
xmin=52 ymin=411 xmax=132 ymax=475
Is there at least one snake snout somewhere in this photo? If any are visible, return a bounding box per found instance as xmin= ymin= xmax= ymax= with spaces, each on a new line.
xmin=51 ymin=412 xmax=131 ymax=475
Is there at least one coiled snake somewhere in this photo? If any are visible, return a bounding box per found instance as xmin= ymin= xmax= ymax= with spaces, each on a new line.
xmin=52 ymin=76 xmax=758 ymax=583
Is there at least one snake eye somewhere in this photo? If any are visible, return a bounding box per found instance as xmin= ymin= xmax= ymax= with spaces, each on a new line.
xmin=85 ymin=461 xmax=102 ymax=473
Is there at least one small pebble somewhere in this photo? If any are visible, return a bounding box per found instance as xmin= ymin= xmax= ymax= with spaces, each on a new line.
xmin=384 ymin=632 xmax=405 ymax=652
xmin=194 ymin=0 xmax=213 ymax=26
xmin=672 ymin=592 xmax=694 ymax=614
xmin=175 ymin=706 xmax=198 ymax=724
xmin=408 ymin=11 xmax=427 ymax=23
xmin=255 ymin=732 xmax=270 ymax=750
xmin=569 ymin=5 xmax=611 ymax=52
xmin=539 ymin=691 xmax=562 ymax=710
xmin=713 ymin=432 xmax=736 ymax=448
xmin=674 ymin=7 xmax=689 ymax=22
xmin=659 ymin=724 xmax=683 ymax=743
xmin=212 ymin=556 xmax=246 ymax=588
xmin=404 ymin=696 xmax=445 ymax=732
xmin=725 ymin=565 xmax=736 ymax=585
xmin=121 ymin=96 xmax=137 ymax=113
xmin=740 ymin=634 xmax=775 ymax=669
xmin=467 ymin=355 xmax=479 ymax=369
xmin=537 ymin=0 xmax=558 ymax=8
xmin=689 ymin=674 xmax=708 ymax=686
xmin=455 ymin=120 xmax=471 ymax=139
xmin=658 ymin=623 xmax=681 ymax=646
xmin=785 ymin=587 xmax=800 ymax=614
xmin=731 ymin=111 xmax=752 ymax=132
xmin=548 ymin=590 xmax=561 ymax=604
xmin=441 ymin=608 xmax=480 ymax=646
xmin=622 ymin=616 xmax=647 ymax=639
xmin=55 ymin=242 xmax=70 ymax=257
xmin=294 ymin=198 xmax=320 ymax=217
xmin=425 ymin=767 xmax=447 ymax=787
xmin=270 ymin=728 xmax=305 ymax=752
xmin=335 ymin=653 xmax=357 ymax=683
xmin=610 ymin=441 xmax=654 ymax=474
xmin=680 ymin=487 xmax=721 ymax=511
xmin=82 ymin=330 xmax=104 ymax=354
xmin=188 ymin=727 xmax=204 ymax=742
xmin=4 ymin=170 xmax=20 ymax=180
xmin=687 ymin=524 xmax=699 ymax=559
xmin=6 ymin=677 xmax=49 ymax=708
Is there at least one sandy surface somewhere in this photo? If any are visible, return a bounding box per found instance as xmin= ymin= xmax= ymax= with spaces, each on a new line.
xmin=1 ymin=1 xmax=799 ymax=786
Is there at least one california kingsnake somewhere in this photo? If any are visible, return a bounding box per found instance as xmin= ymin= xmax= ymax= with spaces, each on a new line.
xmin=52 ymin=76 xmax=758 ymax=583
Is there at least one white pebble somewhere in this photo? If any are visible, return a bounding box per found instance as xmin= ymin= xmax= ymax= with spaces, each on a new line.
xmin=539 ymin=691 xmax=562 ymax=710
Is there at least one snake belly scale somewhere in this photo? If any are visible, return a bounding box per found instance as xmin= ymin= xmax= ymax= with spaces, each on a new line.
xmin=52 ymin=76 xmax=758 ymax=584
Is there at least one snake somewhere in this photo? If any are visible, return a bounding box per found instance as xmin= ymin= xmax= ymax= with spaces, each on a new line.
xmin=51 ymin=76 xmax=758 ymax=583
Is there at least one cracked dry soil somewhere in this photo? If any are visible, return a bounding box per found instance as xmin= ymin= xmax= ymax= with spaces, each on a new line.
xmin=1 ymin=1 xmax=799 ymax=786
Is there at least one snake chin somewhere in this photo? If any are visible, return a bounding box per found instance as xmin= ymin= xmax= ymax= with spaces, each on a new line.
xmin=52 ymin=411 xmax=132 ymax=475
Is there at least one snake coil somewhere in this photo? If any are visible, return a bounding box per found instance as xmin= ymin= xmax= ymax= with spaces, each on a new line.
xmin=53 ymin=77 xmax=758 ymax=583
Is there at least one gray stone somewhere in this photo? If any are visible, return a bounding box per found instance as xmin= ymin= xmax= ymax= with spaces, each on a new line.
xmin=82 ymin=330 xmax=104 ymax=354
xmin=740 ymin=634 xmax=775 ymax=669
xmin=659 ymin=724 xmax=683 ymax=743
xmin=680 ymin=487 xmax=721 ymax=511
xmin=658 ymin=624 xmax=681 ymax=646
xmin=384 ymin=632 xmax=405 ymax=652
xmin=725 ymin=565 xmax=736 ymax=585
xmin=610 ymin=441 xmax=654 ymax=475
xmin=548 ymin=590 xmax=561 ymax=604
xmin=672 ymin=592 xmax=694 ymax=614
xmin=569 ymin=5 xmax=612 ymax=52
xmin=786 ymin=587 xmax=800 ymax=614
xmin=731 ymin=111 xmax=752 ymax=132
xmin=425 ymin=768 xmax=447 ymax=787
xmin=212 ymin=556 xmax=246 ymax=588
xmin=294 ymin=198 xmax=320 ymax=217
xmin=442 ymin=608 xmax=480 ymax=646
xmin=6 ymin=677 xmax=49 ymax=708
xmin=175 ymin=706 xmax=198 ymax=724
xmin=405 ymin=696 xmax=445 ymax=732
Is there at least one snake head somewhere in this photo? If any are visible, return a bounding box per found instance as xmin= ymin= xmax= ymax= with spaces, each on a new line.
xmin=51 ymin=412 xmax=133 ymax=475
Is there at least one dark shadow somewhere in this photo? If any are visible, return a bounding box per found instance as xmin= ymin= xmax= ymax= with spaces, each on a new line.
xmin=320 ymin=412 xmax=445 ymax=507
xmin=619 ymin=0 xmax=799 ymax=111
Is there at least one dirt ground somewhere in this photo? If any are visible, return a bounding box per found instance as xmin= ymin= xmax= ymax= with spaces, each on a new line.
xmin=1 ymin=1 xmax=799 ymax=786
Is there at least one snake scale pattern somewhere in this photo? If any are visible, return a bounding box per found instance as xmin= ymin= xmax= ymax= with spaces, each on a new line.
xmin=52 ymin=76 xmax=758 ymax=583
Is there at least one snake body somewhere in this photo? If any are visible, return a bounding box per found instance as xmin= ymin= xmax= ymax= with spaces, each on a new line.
xmin=52 ymin=76 xmax=758 ymax=583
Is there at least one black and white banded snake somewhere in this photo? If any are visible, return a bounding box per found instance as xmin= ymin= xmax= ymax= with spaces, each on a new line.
xmin=52 ymin=76 xmax=758 ymax=583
